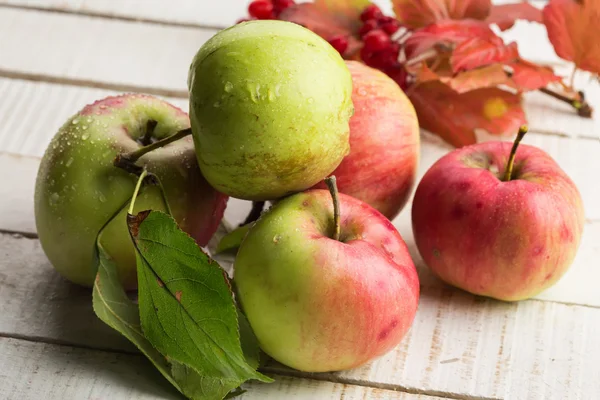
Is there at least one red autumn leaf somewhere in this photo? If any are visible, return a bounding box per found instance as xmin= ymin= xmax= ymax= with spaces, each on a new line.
xmin=393 ymin=0 xmax=491 ymax=29
xmin=507 ymin=59 xmax=562 ymax=91
xmin=543 ymin=0 xmax=600 ymax=74
xmin=409 ymin=82 xmax=526 ymax=147
xmin=486 ymin=2 xmax=543 ymax=31
xmin=279 ymin=3 xmax=363 ymax=56
xmin=404 ymin=20 xmax=497 ymax=59
xmin=451 ymin=37 xmax=519 ymax=72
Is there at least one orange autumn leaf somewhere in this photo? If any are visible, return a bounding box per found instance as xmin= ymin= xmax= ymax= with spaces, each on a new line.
xmin=543 ymin=0 xmax=600 ymax=74
xmin=393 ymin=0 xmax=492 ymax=29
xmin=486 ymin=2 xmax=543 ymax=30
xmin=412 ymin=63 xmax=510 ymax=93
xmin=507 ymin=59 xmax=562 ymax=91
xmin=409 ymin=82 xmax=525 ymax=147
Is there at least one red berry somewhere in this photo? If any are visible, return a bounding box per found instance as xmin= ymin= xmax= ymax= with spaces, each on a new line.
xmin=328 ymin=35 xmax=349 ymax=55
xmin=381 ymin=21 xmax=400 ymax=35
xmin=360 ymin=46 xmax=376 ymax=67
xmin=248 ymin=0 xmax=274 ymax=20
xmin=363 ymin=29 xmax=391 ymax=52
xmin=273 ymin=0 xmax=295 ymax=15
xmin=379 ymin=16 xmax=397 ymax=24
xmin=359 ymin=19 xmax=379 ymax=37
xmin=360 ymin=4 xmax=383 ymax=22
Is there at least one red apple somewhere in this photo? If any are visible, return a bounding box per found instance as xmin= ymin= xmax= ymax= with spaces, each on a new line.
xmin=314 ymin=61 xmax=420 ymax=220
xmin=234 ymin=185 xmax=420 ymax=372
xmin=412 ymin=129 xmax=584 ymax=301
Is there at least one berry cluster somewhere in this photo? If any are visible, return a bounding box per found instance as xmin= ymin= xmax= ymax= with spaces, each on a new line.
xmin=245 ymin=0 xmax=295 ymax=21
xmin=358 ymin=5 xmax=402 ymax=70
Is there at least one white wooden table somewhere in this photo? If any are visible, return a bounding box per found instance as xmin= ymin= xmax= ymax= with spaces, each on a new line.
xmin=1 ymin=1 xmax=599 ymax=399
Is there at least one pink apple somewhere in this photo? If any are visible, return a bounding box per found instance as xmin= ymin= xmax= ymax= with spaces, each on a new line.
xmin=234 ymin=188 xmax=420 ymax=372
xmin=314 ymin=61 xmax=420 ymax=220
xmin=412 ymin=132 xmax=584 ymax=301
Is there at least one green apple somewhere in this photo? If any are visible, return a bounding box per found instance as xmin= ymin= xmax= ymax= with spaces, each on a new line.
xmin=34 ymin=94 xmax=228 ymax=289
xmin=188 ymin=20 xmax=354 ymax=201
xmin=234 ymin=189 xmax=419 ymax=372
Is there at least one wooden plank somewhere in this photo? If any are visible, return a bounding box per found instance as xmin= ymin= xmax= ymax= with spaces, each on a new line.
xmin=0 ymin=8 xmax=216 ymax=94
xmin=0 ymin=0 xmax=396 ymax=29
xmin=0 ymin=338 xmax=437 ymax=400
xmin=0 ymin=77 xmax=187 ymax=158
xmin=1 ymin=231 xmax=599 ymax=399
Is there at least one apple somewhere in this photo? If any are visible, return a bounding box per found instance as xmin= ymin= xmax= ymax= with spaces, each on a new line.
xmin=412 ymin=128 xmax=584 ymax=301
xmin=314 ymin=61 xmax=420 ymax=220
xmin=34 ymin=94 xmax=227 ymax=289
xmin=188 ymin=20 xmax=354 ymax=201
xmin=234 ymin=185 xmax=419 ymax=372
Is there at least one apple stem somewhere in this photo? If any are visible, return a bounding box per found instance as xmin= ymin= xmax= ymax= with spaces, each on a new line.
xmin=114 ymin=127 xmax=192 ymax=175
xmin=240 ymin=201 xmax=266 ymax=227
xmin=502 ymin=125 xmax=528 ymax=182
xmin=325 ymin=176 xmax=341 ymax=241
xmin=128 ymin=169 xmax=149 ymax=215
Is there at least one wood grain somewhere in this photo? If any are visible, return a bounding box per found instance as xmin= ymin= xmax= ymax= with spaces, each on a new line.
xmin=0 ymin=337 xmax=438 ymax=400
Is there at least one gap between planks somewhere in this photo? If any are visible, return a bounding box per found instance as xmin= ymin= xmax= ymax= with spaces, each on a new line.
xmin=0 ymin=2 xmax=227 ymax=31
xmin=0 ymin=331 xmax=455 ymax=400
xmin=261 ymin=367 xmax=501 ymax=400
xmin=0 ymin=72 xmax=593 ymax=142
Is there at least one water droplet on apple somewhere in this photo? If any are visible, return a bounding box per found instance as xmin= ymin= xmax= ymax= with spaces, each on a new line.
xmin=224 ymin=81 xmax=234 ymax=92
xmin=72 ymin=118 xmax=79 ymax=125
xmin=273 ymin=234 xmax=281 ymax=243
xmin=213 ymin=101 xmax=221 ymax=108
xmin=81 ymin=133 xmax=89 ymax=140
xmin=49 ymin=192 xmax=59 ymax=206
xmin=65 ymin=157 xmax=74 ymax=167
xmin=97 ymin=191 xmax=107 ymax=203
xmin=307 ymin=97 xmax=314 ymax=104
xmin=358 ymin=88 xmax=367 ymax=96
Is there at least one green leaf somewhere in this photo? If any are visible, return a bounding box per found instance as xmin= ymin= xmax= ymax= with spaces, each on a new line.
xmin=92 ymin=242 xmax=182 ymax=393
xmin=128 ymin=210 xmax=272 ymax=399
xmin=214 ymin=224 xmax=251 ymax=255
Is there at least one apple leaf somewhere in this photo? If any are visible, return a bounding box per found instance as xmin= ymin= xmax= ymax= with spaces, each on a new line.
xmin=393 ymin=0 xmax=491 ymax=29
xmin=128 ymin=210 xmax=272 ymax=399
xmin=451 ymin=37 xmax=519 ymax=72
xmin=405 ymin=20 xmax=497 ymax=59
xmin=279 ymin=3 xmax=363 ymax=56
xmin=93 ymin=238 xmax=264 ymax=400
xmin=543 ymin=0 xmax=600 ymax=74
xmin=215 ymin=224 xmax=251 ymax=255
xmin=92 ymin=242 xmax=183 ymax=394
xmin=409 ymin=82 xmax=525 ymax=147
xmin=508 ymin=59 xmax=562 ymax=91
xmin=486 ymin=2 xmax=543 ymax=30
